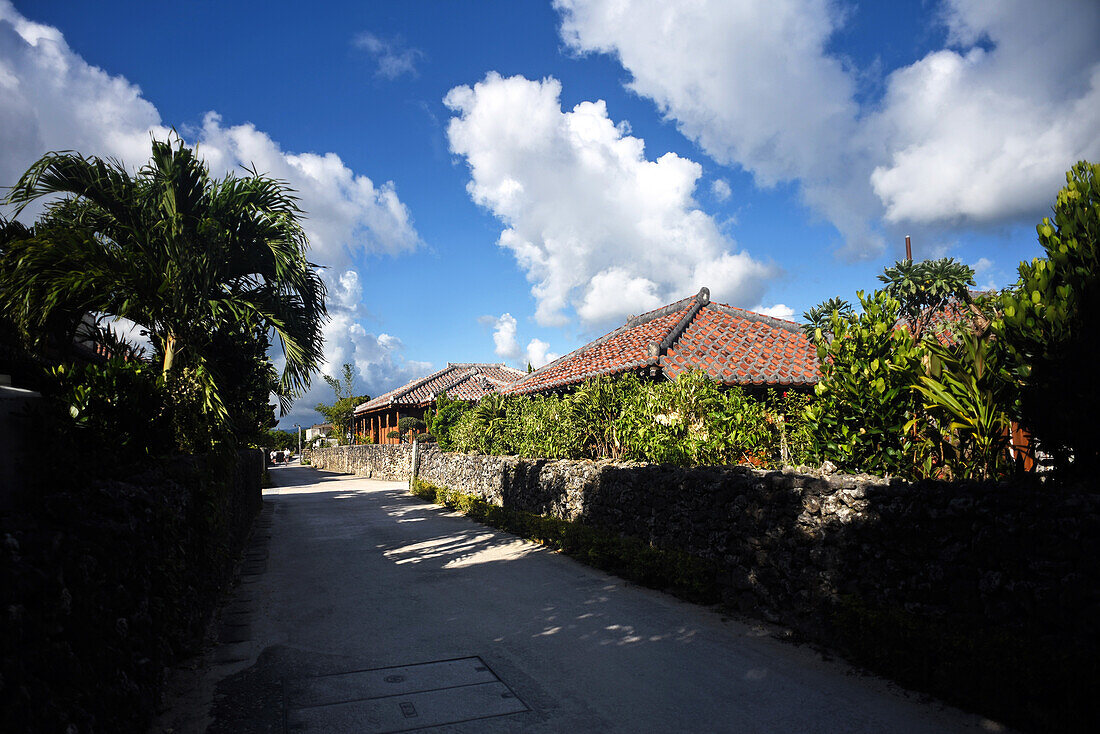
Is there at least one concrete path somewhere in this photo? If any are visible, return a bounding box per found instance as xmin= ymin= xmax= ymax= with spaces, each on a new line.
xmin=155 ymin=466 xmax=1008 ymax=733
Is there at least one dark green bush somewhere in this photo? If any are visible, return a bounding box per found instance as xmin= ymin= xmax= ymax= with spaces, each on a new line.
xmin=997 ymin=161 xmax=1100 ymax=477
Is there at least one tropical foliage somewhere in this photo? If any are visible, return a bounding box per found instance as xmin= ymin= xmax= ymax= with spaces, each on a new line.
xmin=806 ymin=290 xmax=926 ymax=476
xmin=389 ymin=416 xmax=426 ymax=443
xmin=450 ymin=372 xmax=813 ymax=468
xmin=425 ymin=393 xmax=471 ymax=451
xmin=0 ymin=136 xmax=328 ymax=456
xmin=878 ymin=257 xmax=976 ymax=340
xmin=910 ymin=332 xmax=1015 ymax=480
xmin=996 ymin=161 xmax=1100 ymax=477
xmin=314 ymin=363 xmax=369 ymax=445
xmin=801 ymin=296 xmax=852 ymax=338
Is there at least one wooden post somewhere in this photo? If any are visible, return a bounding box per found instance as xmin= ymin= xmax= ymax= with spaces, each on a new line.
xmin=779 ymin=414 xmax=789 ymax=465
xmin=410 ymin=438 xmax=420 ymax=490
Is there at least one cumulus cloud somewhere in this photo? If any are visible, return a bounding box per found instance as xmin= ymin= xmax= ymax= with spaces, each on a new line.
xmin=195 ymin=113 xmax=420 ymax=268
xmin=445 ymin=73 xmax=777 ymax=328
xmin=353 ymin=31 xmax=424 ymax=80
xmin=0 ymin=1 xmax=427 ymax=424
xmin=868 ymin=0 xmax=1100 ymax=225
xmin=483 ymin=313 xmax=560 ymax=369
xmin=524 ymin=338 xmax=559 ymax=369
xmin=556 ymin=0 xmax=1100 ymax=256
xmin=0 ymin=1 xmax=169 ymax=201
xmin=753 ymin=304 xmax=796 ymax=322
xmin=487 ymin=312 xmax=521 ymax=360
xmin=711 ymin=178 xmax=731 ymax=202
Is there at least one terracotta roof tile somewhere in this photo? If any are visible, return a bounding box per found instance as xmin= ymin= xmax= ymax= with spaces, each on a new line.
xmin=355 ymin=363 xmax=525 ymax=414
xmin=664 ymin=303 xmax=819 ymax=386
xmin=504 ymin=289 xmax=820 ymax=396
xmin=502 ymin=295 xmax=697 ymax=395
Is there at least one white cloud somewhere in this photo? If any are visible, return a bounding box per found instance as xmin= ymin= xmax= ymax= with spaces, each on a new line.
xmin=556 ymin=0 xmax=1100 ymax=256
xmin=868 ymin=0 xmax=1100 ymax=225
xmin=0 ymin=2 xmax=426 ymax=425
xmin=0 ymin=1 xmax=169 ymax=202
xmin=353 ymin=31 xmax=424 ymax=80
xmin=483 ymin=313 xmax=560 ymax=369
xmin=487 ymin=312 xmax=521 ymax=360
xmin=194 ymin=113 xmax=420 ymax=268
xmin=0 ymin=3 xmax=420 ymax=268
xmin=753 ymin=304 xmax=796 ymax=322
xmin=525 ymin=338 xmax=559 ymax=369
xmin=556 ymin=0 xmax=881 ymax=259
xmin=445 ymin=73 xmax=777 ymax=328
xmin=711 ymin=178 xmax=731 ymax=202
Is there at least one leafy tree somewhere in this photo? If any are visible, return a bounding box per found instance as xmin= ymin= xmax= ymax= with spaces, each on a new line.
xmin=314 ymin=363 xmax=368 ymax=444
xmin=262 ymin=428 xmax=298 ymax=452
xmin=878 ymin=257 xmax=976 ymax=340
xmin=806 ymin=290 xmax=926 ymax=477
xmin=208 ymin=322 xmax=280 ymax=446
xmin=801 ymin=297 xmax=852 ymax=338
xmin=0 ymin=135 xmax=328 ymax=426
xmin=997 ymin=161 xmax=1100 ymax=476
xmin=388 ymin=416 xmax=426 ymax=443
xmin=426 ymin=393 xmax=471 ymax=451
xmin=397 ymin=416 xmax=426 ymax=442
xmin=470 ymin=393 xmax=509 ymax=453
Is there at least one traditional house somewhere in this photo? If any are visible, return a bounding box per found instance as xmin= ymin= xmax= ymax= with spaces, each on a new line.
xmin=502 ymin=287 xmax=819 ymax=397
xmin=353 ymin=363 xmax=526 ymax=444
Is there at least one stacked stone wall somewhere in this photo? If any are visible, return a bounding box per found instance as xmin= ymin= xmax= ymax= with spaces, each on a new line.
xmin=1 ymin=450 xmax=264 ymax=732
xmin=312 ymin=444 xmax=1098 ymax=639
xmin=311 ymin=443 xmax=1099 ymax=728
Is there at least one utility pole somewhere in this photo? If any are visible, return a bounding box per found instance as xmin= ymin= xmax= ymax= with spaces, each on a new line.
xmin=905 ymin=234 xmax=913 ymax=262
xmin=294 ymin=423 xmax=301 ymax=462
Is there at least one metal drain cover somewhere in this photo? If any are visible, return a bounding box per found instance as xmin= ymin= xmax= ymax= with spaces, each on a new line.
xmin=286 ymin=656 xmax=528 ymax=732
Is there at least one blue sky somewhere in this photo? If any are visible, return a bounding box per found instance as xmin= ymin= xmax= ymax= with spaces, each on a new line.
xmin=2 ymin=0 xmax=1098 ymax=429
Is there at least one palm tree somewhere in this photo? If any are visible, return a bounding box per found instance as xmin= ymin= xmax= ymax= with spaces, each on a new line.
xmin=1 ymin=135 xmax=327 ymax=414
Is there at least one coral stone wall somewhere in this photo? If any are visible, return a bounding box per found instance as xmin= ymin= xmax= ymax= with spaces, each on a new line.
xmin=308 ymin=443 xmax=414 ymax=479
xmin=311 ymin=444 xmax=1099 ymax=637
xmin=1 ymin=450 xmax=264 ymax=732
xmin=311 ymin=445 xmax=1100 ymax=728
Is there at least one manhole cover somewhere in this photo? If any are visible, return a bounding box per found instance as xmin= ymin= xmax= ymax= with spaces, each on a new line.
xmin=285 ymin=656 xmax=528 ymax=732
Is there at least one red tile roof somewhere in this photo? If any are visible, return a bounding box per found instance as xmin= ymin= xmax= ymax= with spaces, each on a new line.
xmin=355 ymin=363 xmax=525 ymax=415
xmin=503 ymin=288 xmax=819 ymax=395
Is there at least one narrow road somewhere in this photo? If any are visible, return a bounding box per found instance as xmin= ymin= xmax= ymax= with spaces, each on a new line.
xmin=156 ymin=466 xmax=1006 ymax=733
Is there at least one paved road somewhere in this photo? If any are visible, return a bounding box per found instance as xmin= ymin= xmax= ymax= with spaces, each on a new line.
xmin=155 ymin=466 xmax=1007 ymax=733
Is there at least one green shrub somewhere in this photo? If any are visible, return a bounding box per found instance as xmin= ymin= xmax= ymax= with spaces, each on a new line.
xmin=426 ymin=393 xmax=470 ymax=451
xmin=807 ymin=290 xmax=926 ymax=477
xmin=911 ymin=331 xmax=1016 ymax=480
xmin=48 ymin=357 xmax=173 ymax=460
xmin=451 ymin=372 xmax=810 ymax=468
xmin=997 ymin=161 xmax=1100 ymax=477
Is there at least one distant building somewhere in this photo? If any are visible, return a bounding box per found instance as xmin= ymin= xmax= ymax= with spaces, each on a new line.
xmin=503 ymin=287 xmax=819 ymax=397
xmin=353 ymin=363 xmax=525 ymax=444
xmin=305 ymin=423 xmax=333 ymax=441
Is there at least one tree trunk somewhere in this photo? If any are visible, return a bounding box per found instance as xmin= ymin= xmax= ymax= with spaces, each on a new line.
xmin=162 ymin=333 xmax=177 ymax=374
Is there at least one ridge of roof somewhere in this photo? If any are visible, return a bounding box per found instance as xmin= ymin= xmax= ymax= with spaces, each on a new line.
xmin=355 ymin=362 xmax=526 ymax=413
xmin=503 ymin=292 xmax=698 ymax=393
xmin=429 ymin=367 xmax=480 ymax=399
xmin=658 ymin=287 xmax=710 ymax=353
xmin=446 ymin=362 xmax=510 ymax=369
xmin=705 ymin=301 xmax=806 ymax=334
